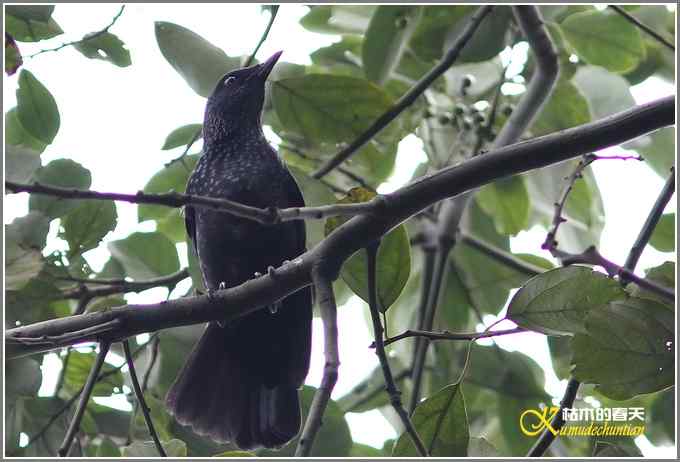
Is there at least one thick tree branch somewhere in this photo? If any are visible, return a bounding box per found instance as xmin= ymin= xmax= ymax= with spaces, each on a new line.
xmin=5 ymin=96 xmax=675 ymax=359
xmin=58 ymin=342 xmax=110 ymax=457
xmin=366 ymin=242 xmax=428 ymax=456
xmin=622 ymin=168 xmax=676 ymax=278
xmin=295 ymin=266 xmax=339 ymax=456
xmin=608 ymin=5 xmax=675 ymax=51
xmin=311 ymin=5 xmax=495 ymax=178
xmin=123 ymin=340 xmax=166 ymax=457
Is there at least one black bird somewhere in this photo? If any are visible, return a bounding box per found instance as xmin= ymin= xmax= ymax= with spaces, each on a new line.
xmin=165 ymin=51 xmax=312 ymax=450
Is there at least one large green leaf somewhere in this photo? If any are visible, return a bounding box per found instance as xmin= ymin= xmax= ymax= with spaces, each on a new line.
xmin=29 ymin=159 xmax=92 ymax=219
xmin=649 ymin=213 xmax=675 ymax=253
xmin=476 ymin=176 xmax=530 ymax=236
xmin=5 ymin=221 xmax=45 ymax=291
xmin=299 ymin=5 xmax=375 ymax=35
xmin=629 ymin=261 xmax=675 ymax=306
xmin=74 ymin=32 xmax=131 ymax=67
xmin=5 ymin=15 xmax=63 ymax=42
xmin=16 ymin=69 xmax=60 ymax=144
xmin=362 ymin=6 xmax=423 ymax=85
xmin=62 ymin=351 xmax=124 ymax=397
xmin=258 ymin=386 xmax=352 ymax=457
xmin=5 ymin=357 xmax=42 ymax=401
xmin=5 ymin=144 xmax=41 ymax=183
xmin=572 ymin=65 xmax=634 ymax=121
xmin=122 ymin=439 xmax=187 ymax=457
xmin=61 ymin=200 xmax=118 ymax=257
xmin=272 ymin=74 xmax=396 ymax=145
xmin=138 ymin=155 xmax=198 ymax=243
xmin=5 ymin=5 xmax=54 ymax=22
xmin=161 ymin=124 xmax=202 ymax=150
xmin=5 ymin=108 xmax=47 ymax=152
xmin=626 ymin=127 xmax=675 ymax=178
xmin=532 ymin=79 xmax=591 ymax=135
xmin=443 ymin=6 xmax=512 ymax=63
xmin=393 ymin=383 xmax=468 ymax=456
xmin=409 ymin=6 xmax=472 ymax=62
xmin=155 ymin=22 xmax=241 ymax=97
xmin=507 ymin=266 xmax=626 ymax=335
xmin=560 ymin=10 xmax=645 ymax=74
xmin=7 ymin=211 xmax=51 ymax=250
xmin=572 ymin=297 xmax=674 ymax=400
xmin=325 ymin=188 xmax=411 ymax=311
xmin=108 ymin=232 xmax=180 ymax=279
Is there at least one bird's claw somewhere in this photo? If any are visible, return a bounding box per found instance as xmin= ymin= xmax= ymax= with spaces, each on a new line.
xmin=269 ymin=300 xmax=282 ymax=315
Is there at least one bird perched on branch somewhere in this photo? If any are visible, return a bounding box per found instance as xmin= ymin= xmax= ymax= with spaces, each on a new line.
xmin=165 ymin=51 xmax=312 ymax=450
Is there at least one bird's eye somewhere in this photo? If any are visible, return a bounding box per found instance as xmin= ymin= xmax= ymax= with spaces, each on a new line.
xmin=224 ymin=76 xmax=236 ymax=86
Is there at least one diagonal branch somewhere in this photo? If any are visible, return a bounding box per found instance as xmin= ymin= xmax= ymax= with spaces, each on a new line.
xmin=366 ymin=241 xmax=428 ymax=456
xmin=244 ymin=5 xmax=280 ymax=67
xmin=311 ymin=5 xmax=495 ymax=178
xmin=58 ymin=342 xmax=110 ymax=457
xmin=527 ymin=378 xmax=580 ymax=457
xmin=5 ymin=95 xmax=675 ymax=360
xmin=123 ymin=340 xmax=166 ymax=457
xmin=295 ymin=265 xmax=339 ymax=456
xmin=608 ymin=5 xmax=675 ymax=52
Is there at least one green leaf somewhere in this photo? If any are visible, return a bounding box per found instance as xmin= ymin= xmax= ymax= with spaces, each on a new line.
xmin=12 ymin=398 xmax=70 ymax=457
xmin=324 ymin=188 xmax=411 ymax=311
xmin=532 ymin=80 xmax=591 ymax=135
xmin=350 ymin=443 xmax=384 ymax=457
xmin=162 ymin=124 xmax=202 ymax=150
xmin=108 ymin=232 xmax=180 ymax=279
xmin=5 ymin=5 xmax=54 ymax=22
xmin=29 ymin=159 xmax=92 ymax=219
xmin=630 ymin=261 xmax=675 ymax=306
xmin=5 ymin=15 xmax=63 ymax=42
xmin=63 ymin=351 xmax=124 ymax=397
xmin=5 ymin=357 xmax=42 ymax=400
xmin=547 ymin=335 xmax=572 ymax=380
xmin=131 ymin=395 xmax=172 ymax=441
xmin=96 ymin=438 xmax=121 ymax=457
xmin=258 ymin=386 xmax=352 ymax=456
xmin=6 ymin=108 xmax=47 ymax=152
xmin=572 ymin=297 xmax=674 ymax=400
xmin=272 ymin=74 xmax=395 ymax=145
xmin=363 ymin=6 xmax=423 ymax=85
xmin=337 ymin=357 xmax=408 ymax=413
xmin=572 ymin=65 xmax=635 ymax=120
xmin=122 ymin=439 xmax=187 ymax=457
xmin=561 ymin=10 xmax=646 ymax=74
xmin=5 ymin=144 xmax=41 ymax=183
xmin=61 ymin=200 xmax=118 ymax=257
xmin=467 ymin=437 xmax=500 ymax=457
xmin=138 ymin=155 xmax=198 ymax=243
xmin=649 ymin=213 xmax=674 ymax=252
xmin=409 ymin=6 xmax=473 ymax=62
xmin=74 ymin=32 xmax=131 ymax=67
xmin=627 ymin=127 xmax=675 ymax=178
xmin=443 ymin=6 xmax=513 ymax=63
xmin=155 ymin=21 xmax=242 ymax=97
xmin=5 ymin=229 xmax=44 ymax=291
xmin=393 ymin=383 xmax=468 ymax=456
xmin=16 ymin=69 xmax=60 ymax=144
xmin=299 ymin=5 xmax=375 ymax=35
xmin=476 ymin=176 xmax=530 ymax=236
xmin=507 ymin=266 xmax=626 ymax=335
xmin=8 ymin=211 xmax=51 ymax=250
xmin=646 ymin=389 xmax=674 ymax=446
xmin=213 ymin=450 xmax=255 ymax=457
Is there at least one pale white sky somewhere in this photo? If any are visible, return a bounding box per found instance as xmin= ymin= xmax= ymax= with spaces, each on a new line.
xmin=4 ymin=4 xmax=675 ymax=456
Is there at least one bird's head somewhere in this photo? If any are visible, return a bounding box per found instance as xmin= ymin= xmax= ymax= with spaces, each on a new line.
xmin=203 ymin=51 xmax=282 ymax=142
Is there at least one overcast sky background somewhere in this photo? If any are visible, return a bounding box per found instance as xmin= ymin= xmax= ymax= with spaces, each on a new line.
xmin=3 ymin=4 xmax=675 ymax=456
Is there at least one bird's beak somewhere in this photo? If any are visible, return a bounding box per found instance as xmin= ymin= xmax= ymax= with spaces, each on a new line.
xmin=256 ymin=50 xmax=283 ymax=80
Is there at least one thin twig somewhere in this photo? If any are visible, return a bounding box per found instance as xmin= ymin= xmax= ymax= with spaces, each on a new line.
xmin=366 ymin=241 xmax=428 ymax=456
xmin=5 ymin=181 xmax=378 ymax=225
xmin=122 ymin=340 xmax=166 ymax=457
xmin=609 ymin=5 xmax=675 ymax=51
xmin=622 ymin=167 xmax=675 ymax=278
xmin=58 ymin=342 xmax=111 ymax=457
xmin=312 ymin=5 xmax=495 ymax=178
xmin=295 ymin=266 xmax=339 ymax=457
xmin=459 ymin=232 xmax=546 ymax=276
xmin=527 ymin=378 xmax=580 ymax=457
xmin=28 ymin=6 xmax=126 ymax=59
xmin=339 ymin=369 xmax=411 ymax=413
xmin=244 ymin=5 xmax=280 ymax=67
xmin=382 ymin=326 xmax=526 ymax=348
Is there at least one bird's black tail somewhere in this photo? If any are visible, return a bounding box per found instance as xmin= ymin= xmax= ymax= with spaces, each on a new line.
xmin=165 ymin=287 xmax=312 ymax=450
